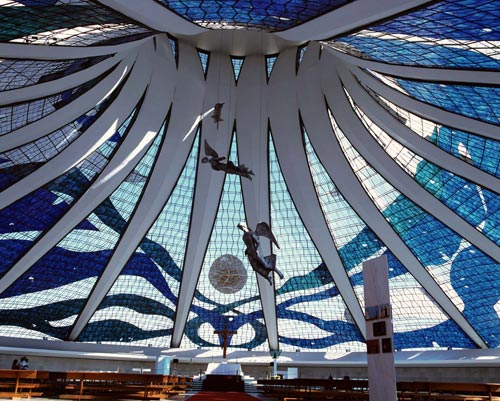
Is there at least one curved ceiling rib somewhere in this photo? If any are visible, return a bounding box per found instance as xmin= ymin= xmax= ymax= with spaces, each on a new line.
xmin=0 ymin=43 xmax=154 ymax=295
xmin=337 ymin=61 xmax=500 ymax=193
xmin=276 ymin=0 xmax=434 ymax=41
xmin=353 ymin=67 xmax=500 ymax=141
xmin=0 ymin=57 xmax=121 ymax=106
xmin=0 ymin=46 xmax=149 ymax=210
xmin=99 ymin=36 xmax=209 ymax=347
xmin=1 ymin=0 xmax=499 ymax=353
xmin=96 ymin=0 xmax=206 ymax=36
xmin=333 ymin=64 xmax=500 ymax=264
xmin=171 ymin=50 xmax=235 ymax=348
xmin=329 ymin=50 xmax=500 ymax=86
xmin=0 ymin=37 xmax=153 ymax=60
xmin=235 ymin=54 xmax=279 ymax=350
xmin=319 ymin=56 xmax=487 ymax=349
xmin=0 ymin=49 xmax=137 ymax=153
xmin=268 ymin=46 xmax=366 ymax=336
xmin=68 ymin=38 xmax=177 ymax=341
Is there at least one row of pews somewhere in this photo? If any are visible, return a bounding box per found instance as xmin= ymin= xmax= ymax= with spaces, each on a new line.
xmin=0 ymin=369 xmax=192 ymax=400
xmin=257 ymin=378 xmax=500 ymax=401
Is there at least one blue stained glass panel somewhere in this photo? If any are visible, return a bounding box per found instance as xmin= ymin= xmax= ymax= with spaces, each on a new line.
xmin=371 ymin=95 xmax=500 ymax=179
xmin=0 ymin=73 xmax=106 ymax=137
xmin=156 ymin=0 xmax=354 ymax=31
xmin=368 ymin=0 xmax=500 ymax=42
xmin=231 ymin=57 xmax=244 ymax=83
xmin=0 ymin=0 xmax=146 ymax=43
xmin=332 ymin=118 xmax=500 ymax=347
xmin=348 ymin=97 xmax=500 ymax=247
xmin=80 ymin=130 xmax=200 ymax=346
xmin=183 ymin=133 xmax=266 ymax=351
xmin=265 ymin=54 xmax=278 ymax=82
xmin=396 ymin=79 xmax=500 ymax=125
xmin=0 ymin=113 xmax=164 ymax=340
xmin=304 ymin=125 xmax=473 ymax=349
xmin=0 ymin=110 xmax=135 ymax=278
xmin=329 ymin=0 xmax=500 ymax=69
xmin=197 ymin=50 xmax=209 ymax=77
xmin=331 ymin=36 xmax=500 ymax=69
xmin=269 ymin=133 xmax=364 ymax=351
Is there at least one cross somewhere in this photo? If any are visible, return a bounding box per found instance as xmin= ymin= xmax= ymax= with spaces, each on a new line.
xmin=214 ymin=325 xmax=237 ymax=359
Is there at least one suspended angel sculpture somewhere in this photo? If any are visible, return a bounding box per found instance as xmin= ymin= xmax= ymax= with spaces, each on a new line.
xmin=202 ymin=140 xmax=254 ymax=180
xmin=237 ymin=222 xmax=284 ymax=286
xmin=211 ymin=102 xmax=224 ymax=128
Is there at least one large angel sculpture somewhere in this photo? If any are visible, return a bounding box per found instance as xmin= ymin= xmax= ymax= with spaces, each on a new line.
xmin=237 ymin=222 xmax=284 ymax=286
xmin=211 ymin=102 xmax=224 ymax=128
xmin=202 ymin=140 xmax=254 ymax=180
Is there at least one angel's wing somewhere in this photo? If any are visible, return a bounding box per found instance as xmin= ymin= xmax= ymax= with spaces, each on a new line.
xmin=214 ymin=102 xmax=224 ymax=113
xmin=255 ymin=222 xmax=280 ymax=249
xmin=204 ymin=139 xmax=219 ymax=158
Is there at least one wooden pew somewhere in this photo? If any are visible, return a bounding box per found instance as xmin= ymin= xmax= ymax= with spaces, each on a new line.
xmin=0 ymin=369 xmax=44 ymax=399
xmin=52 ymin=371 xmax=179 ymax=400
xmin=428 ymin=382 xmax=492 ymax=401
xmin=257 ymin=378 xmax=369 ymax=400
xmin=258 ymin=378 xmax=500 ymax=401
xmin=397 ymin=381 xmax=500 ymax=401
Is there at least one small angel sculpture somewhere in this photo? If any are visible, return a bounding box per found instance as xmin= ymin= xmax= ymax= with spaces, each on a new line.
xmin=211 ymin=102 xmax=224 ymax=128
xmin=237 ymin=222 xmax=284 ymax=286
xmin=202 ymin=140 xmax=254 ymax=180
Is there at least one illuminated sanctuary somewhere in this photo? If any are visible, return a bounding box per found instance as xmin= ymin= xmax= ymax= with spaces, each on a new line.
xmin=0 ymin=0 xmax=499 ymax=374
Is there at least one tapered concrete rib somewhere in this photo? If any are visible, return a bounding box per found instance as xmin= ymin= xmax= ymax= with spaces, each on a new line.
xmin=296 ymin=42 xmax=367 ymax=336
xmin=333 ymin=64 xmax=500 ymax=263
xmin=320 ymin=61 xmax=487 ymax=348
xmin=236 ymin=54 xmax=279 ymax=350
xmin=277 ymin=0 xmax=434 ymax=41
xmin=96 ymin=0 xmax=206 ymax=35
xmin=0 ymin=46 xmax=151 ymax=211
xmin=171 ymin=50 xmax=235 ymax=348
xmin=267 ymin=46 xmax=367 ymax=337
xmin=0 ymin=49 xmax=137 ymax=152
xmin=0 ymin=44 xmax=156 ymax=297
xmin=328 ymin=49 xmax=500 ymax=86
xmin=352 ymin=67 xmax=500 ymax=141
xmin=0 ymin=56 xmax=122 ymax=105
xmin=337 ymin=62 xmax=500 ymax=195
xmin=68 ymin=37 xmax=180 ymax=341
xmin=0 ymin=36 xmax=152 ymax=60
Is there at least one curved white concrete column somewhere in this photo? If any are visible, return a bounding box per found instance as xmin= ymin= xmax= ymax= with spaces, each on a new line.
xmin=338 ymin=62 xmax=500 ymax=194
xmin=329 ymin=49 xmax=500 ymax=86
xmin=68 ymin=37 xmax=179 ymax=341
xmin=0 ymin=48 xmax=138 ymax=152
xmin=0 ymin=48 xmax=166 ymax=298
xmin=276 ymin=0 xmax=434 ymax=41
xmin=0 ymin=36 xmax=152 ymax=60
xmin=320 ymin=58 xmax=487 ymax=348
xmin=334 ymin=63 xmax=500 ymax=263
xmin=171 ymin=49 xmax=235 ymax=348
xmin=236 ymin=53 xmax=279 ymax=350
xmin=353 ymin=67 xmax=500 ymax=141
xmin=0 ymin=56 xmax=122 ymax=105
xmin=96 ymin=0 xmax=206 ymax=35
xmin=0 ymin=44 xmax=152 ymax=210
xmin=268 ymin=46 xmax=367 ymax=337
xmin=296 ymin=42 xmax=366 ymax=335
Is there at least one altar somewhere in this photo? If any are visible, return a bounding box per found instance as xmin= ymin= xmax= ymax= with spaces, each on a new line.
xmin=202 ymin=362 xmax=245 ymax=392
xmin=205 ymin=362 xmax=243 ymax=376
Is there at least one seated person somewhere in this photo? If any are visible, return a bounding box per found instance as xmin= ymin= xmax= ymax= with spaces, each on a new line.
xmin=19 ymin=356 xmax=29 ymax=370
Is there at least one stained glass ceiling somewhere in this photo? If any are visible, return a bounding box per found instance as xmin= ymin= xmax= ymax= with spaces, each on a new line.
xmin=154 ymin=0 xmax=354 ymax=31
xmin=0 ymin=0 xmax=499 ymax=354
